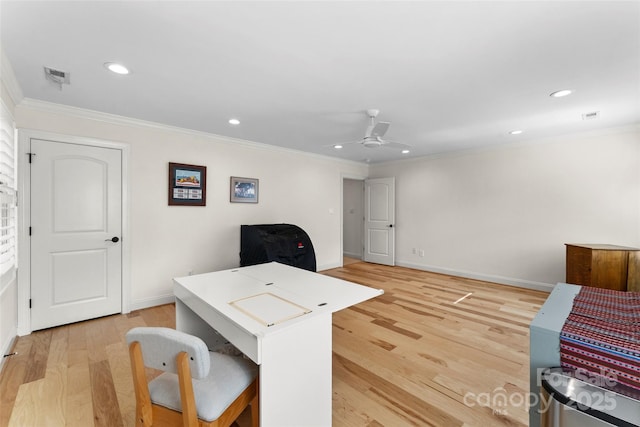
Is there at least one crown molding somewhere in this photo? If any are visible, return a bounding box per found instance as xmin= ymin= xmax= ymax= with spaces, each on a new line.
xmin=371 ymin=123 xmax=640 ymax=169
xmin=18 ymin=98 xmax=367 ymax=166
xmin=0 ymin=47 xmax=24 ymax=106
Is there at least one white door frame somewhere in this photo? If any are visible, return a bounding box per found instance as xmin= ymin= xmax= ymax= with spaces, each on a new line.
xmin=340 ymin=173 xmax=367 ymax=267
xmin=17 ymin=129 xmax=131 ymax=336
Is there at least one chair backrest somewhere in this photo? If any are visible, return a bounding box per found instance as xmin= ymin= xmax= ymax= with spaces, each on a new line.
xmin=125 ymin=327 xmax=210 ymax=379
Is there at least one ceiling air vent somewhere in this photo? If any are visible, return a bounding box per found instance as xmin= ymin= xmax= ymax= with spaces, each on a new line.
xmin=581 ymin=111 xmax=600 ymax=120
xmin=44 ymin=66 xmax=70 ymax=89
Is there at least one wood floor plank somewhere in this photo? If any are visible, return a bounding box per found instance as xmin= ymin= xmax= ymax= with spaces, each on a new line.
xmin=0 ymin=265 xmax=548 ymax=427
xmin=333 ymin=368 xmax=426 ymax=427
xmin=325 ymin=262 xmax=547 ymax=426
xmin=22 ymin=329 xmax=52 ymax=383
xmin=66 ymin=359 xmax=95 ymax=427
xmin=8 ymin=361 xmax=66 ymax=427
xmin=85 ymin=315 xmax=121 ymax=364
xmin=138 ymin=303 xmax=175 ymax=328
xmin=66 ymin=320 xmax=88 ymax=367
xmin=106 ymin=341 xmax=137 ymax=427
xmin=90 ymin=359 xmax=124 ymax=427
xmin=0 ymin=337 xmax=32 ymax=426
xmin=8 ymin=379 xmax=49 ymax=426
xmin=46 ymin=327 xmax=69 ymax=367
xmin=335 ymin=352 xmax=463 ymax=426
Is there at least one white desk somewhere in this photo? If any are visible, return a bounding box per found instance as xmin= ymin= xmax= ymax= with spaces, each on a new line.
xmin=173 ymin=262 xmax=383 ymax=427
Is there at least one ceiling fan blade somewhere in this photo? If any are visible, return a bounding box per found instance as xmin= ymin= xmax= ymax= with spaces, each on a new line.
xmin=381 ymin=140 xmax=412 ymax=149
xmin=371 ymin=121 xmax=390 ymax=138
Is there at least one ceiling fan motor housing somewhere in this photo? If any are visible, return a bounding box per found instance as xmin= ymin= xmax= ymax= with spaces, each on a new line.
xmin=362 ymin=137 xmax=383 ymax=148
xmin=366 ymin=109 xmax=380 ymax=118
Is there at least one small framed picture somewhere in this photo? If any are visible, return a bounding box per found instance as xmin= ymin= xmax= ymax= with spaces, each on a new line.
xmin=169 ymin=162 xmax=207 ymax=206
xmin=230 ymin=177 xmax=259 ymax=203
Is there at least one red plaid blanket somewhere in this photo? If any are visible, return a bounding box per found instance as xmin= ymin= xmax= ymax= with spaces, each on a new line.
xmin=559 ymin=286 xmax=640 ymax=391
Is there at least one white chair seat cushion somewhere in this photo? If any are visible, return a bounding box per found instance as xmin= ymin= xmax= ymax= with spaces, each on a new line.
xmin=149 ymin=351 xmax=258 ymax=422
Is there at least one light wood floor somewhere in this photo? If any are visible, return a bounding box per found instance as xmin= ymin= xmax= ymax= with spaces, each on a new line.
xmin=343 ymin=256 xmax=362 ymax=266
xmin=1 ymin=261 xmax=548 ymax=427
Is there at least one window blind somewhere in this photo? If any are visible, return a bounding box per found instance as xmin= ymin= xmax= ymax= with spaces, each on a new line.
xmin=0 ymin=102 xmax=16 ymax=277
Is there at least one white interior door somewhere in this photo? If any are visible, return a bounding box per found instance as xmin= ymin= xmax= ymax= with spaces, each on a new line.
xmin=364 ymin=177 xmax=395 ymax=266
xmin=30 ymin=138 xmax=122 ymax=330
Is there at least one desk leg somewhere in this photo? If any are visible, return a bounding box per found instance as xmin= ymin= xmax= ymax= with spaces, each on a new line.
xmin=177 ymin=299 xmax=333 ymax=427
xmin=260 ymin=312 xmax=332 ymax=427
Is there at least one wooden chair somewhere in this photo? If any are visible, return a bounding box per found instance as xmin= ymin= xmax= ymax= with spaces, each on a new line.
xmin=126 ymin=327 xmax=259 ymax=427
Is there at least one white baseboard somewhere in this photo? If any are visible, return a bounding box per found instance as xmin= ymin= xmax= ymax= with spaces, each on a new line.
xmin=343 ymin=251 xmax=362 ymax=259
xmin=129 ymin=294 xmax=176 ymax=312
xmin=129 ymin=265 xmax=350 ymax=310
xmin=317 ymin=261 xmax=342 ymax=271
xmin=125 ymin=262 xmax=553 ymax=314
xmin=396 ymin=260 xmax=554 ymax=292
xmin=1 ymin=271 xmax=18 ymax=364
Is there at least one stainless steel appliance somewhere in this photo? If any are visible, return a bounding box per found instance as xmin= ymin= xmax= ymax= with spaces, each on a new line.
xmin=541 ymin=368 xmax=639 ymax=427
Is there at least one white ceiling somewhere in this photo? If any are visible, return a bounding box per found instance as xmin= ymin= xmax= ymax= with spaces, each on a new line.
xmin=1 ymin=1 xmax=639 ymax=163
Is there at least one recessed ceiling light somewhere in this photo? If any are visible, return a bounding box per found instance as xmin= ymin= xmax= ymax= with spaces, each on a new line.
xmin=550 ymin=89 xmax=572 ymax=98
xmin=228 ymin=118 xmax=240 ymax=125
xmin=104 ymin=62 xmax=129 ymax=75
xmin=333 ymin=144 xmax=343 ymax=149
xmin=509 ymin=130 xmax=523 ymax=135
xmin=401 ymin=149 xmax=410 ymax=154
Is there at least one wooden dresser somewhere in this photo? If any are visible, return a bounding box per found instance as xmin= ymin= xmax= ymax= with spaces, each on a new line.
xmin=565 ymin=244 xmax=640 ymax=291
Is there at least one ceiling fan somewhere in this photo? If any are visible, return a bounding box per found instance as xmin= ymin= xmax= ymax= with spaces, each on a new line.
xmin=335 ymin=109 xmax=410 ymax=150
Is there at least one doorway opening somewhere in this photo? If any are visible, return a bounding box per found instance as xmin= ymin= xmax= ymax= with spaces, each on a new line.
xmin=341 ymin=175 xmax=396 ymax=267
xmin=342 ymin=177 xmax=364 ymax=265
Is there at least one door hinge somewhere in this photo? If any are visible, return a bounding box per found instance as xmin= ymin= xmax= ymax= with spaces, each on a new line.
xmin=27 ymin=152 xmax=36 ymax=163
xmin=29 ymin=299 xmax=32 ymax=309
xmin=29 ymin=226 xmax=32 ymax=236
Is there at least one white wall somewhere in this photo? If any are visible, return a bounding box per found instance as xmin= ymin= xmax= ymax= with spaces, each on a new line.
xmin=14 ymin=101 xmax=368 ymax=309
xmin=343 ymin=178 xmax=364 ymax=258
xmin=370 ymin=127 xmax=640 ymax=290
xmin=4 ymin=70 xmax=640 ymax=338
xmin=0 ymin=268 xmax=16 ymax=363
xmin=0 ymin=80 xmax=17 ymax=363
